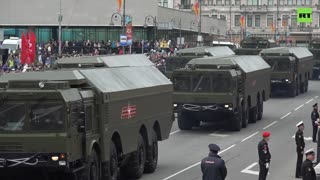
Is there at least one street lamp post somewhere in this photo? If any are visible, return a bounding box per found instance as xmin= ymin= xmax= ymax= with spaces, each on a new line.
xmin=122 ymin=0 xmax=126 ymax=54
xmin=198 ymin=0 xmax=202 ymax=47
xmin=58 ymin=0 xmax=62 ymax=57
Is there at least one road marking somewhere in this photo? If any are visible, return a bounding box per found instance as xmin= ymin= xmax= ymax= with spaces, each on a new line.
xmin=306 ymin=98 xmax=314 ymax=104
xmin=170 ymin=130 xmax=180 ymax=135
xmin=209 ymin=133 xmax=229 ymax=137
xmin=162 ymin=144 xmax=236 ymax=180
xmin=280 ymin=112 xmax=292 ymax=119
xmin=241 ymin=162 xmax=270 ymax=176
xmin=292 ymin=135 xmax=313 ymax=141
xmin=263 ymin=121 xmax=277 ymax=130
xmin=241 ymin=132 xmax=259 ymax=142
xmin=294 ymin=104 xmax=304 ymax=111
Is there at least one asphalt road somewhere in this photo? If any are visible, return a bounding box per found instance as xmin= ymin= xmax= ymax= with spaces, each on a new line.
xmin=141 ymin=80 xmax=320 ymax=180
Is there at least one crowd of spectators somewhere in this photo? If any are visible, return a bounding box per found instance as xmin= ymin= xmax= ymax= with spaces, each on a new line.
xmin=0 ymin=38 xmax=187 ymax=75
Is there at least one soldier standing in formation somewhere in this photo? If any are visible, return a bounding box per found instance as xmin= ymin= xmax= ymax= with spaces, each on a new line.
xmin=295 ymin=121 xmax=305 ymax=178
xmin=311 ymin=103 xmax=319 ymax=143
xmin=201 ymin=144 xmax=227 ymax=180
xmin=258 ymin=132 xmax=271 ymax=180
xmin=301 ymin=149 xmax=316 ymax=180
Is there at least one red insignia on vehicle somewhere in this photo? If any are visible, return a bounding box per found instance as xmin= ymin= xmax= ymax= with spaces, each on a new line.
xmin=121 ymin=103 xmax=137 ymax=119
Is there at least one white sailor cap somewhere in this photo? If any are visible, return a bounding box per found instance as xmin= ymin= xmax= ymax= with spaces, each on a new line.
xmin=305 ymin=149 xmax=315 ymax=155
xmin=296 ymin=121 xmax=304 ymax=127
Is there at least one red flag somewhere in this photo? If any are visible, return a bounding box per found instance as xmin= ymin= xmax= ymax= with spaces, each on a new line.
xmin=28 ymin=31 xmax=36 ymax=63
xmin=117 ymin=0 xmax=122 ymax=12
xmin=21 ymin=32 xmax=28 ymax=64
xmin=192 ymin=1 xmax=200 ymax=16
xmin=240 ymin=16 xmax=245 ymax=28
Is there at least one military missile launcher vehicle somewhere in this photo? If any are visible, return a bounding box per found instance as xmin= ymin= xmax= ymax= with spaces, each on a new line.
xmin=235 ymin=37 xmax=277 ymax=55
xmin=308 ymin=38 xmax=320 ymax=79
xmin=165 ymin=46 xmax=235 ymax=78
xmin=0 ymin=55 xmax=173 ymax=180
xmin=172 ymin=55 xmax=271 ymax=131
xmin=260 ymin=47 xmax=313 ymax=97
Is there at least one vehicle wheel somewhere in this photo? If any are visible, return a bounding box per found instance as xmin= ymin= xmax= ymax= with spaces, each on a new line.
xmin=121 ymin=134 xmax=146 ymax=179
xmin=82 ymin=149 xmax=100 ymax=180
xmin=305 ymin=82 xmax=309 ymax=92
xmin=144 ymin=129 xmax=158 ymax=173
xmin=300 ymin=83 xmax=305 ymax=94
xmin=177 ymin=112 xmax=193 ymax=130
xmin=249 ymin=107 xmax=257 ymax=123
xmin=109 ymin=141 xmax=119 ymax=180
xmin=290 ymin=86 xmax=296 ymax=97
xmin=242 ymin=107 xmax=249 ymax=128
xmin=257 ymin=102 xmax=263 ymax=121
xmin=232 ymin=111 xmax=242 ymax=131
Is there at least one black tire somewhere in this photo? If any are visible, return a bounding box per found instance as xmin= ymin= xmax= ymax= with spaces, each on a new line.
xmin=290 ymin=86 xmax=296 ymax=97
xmin=249 ymin=107 xmax=257 ymax=123
xmin=121 ymin=134 xmax=146 ymax=179
xmin=82 ymin=150 xmax=100 ymax=180
xmin=257 ymin=102 xmax=263 ymax=121
xmin=242 ymin=107 xmax=249 ymax=128
xmin=144 ymin=129 xmax=158 ymax=173
xmin=232 ymin=111 xmax=242 ymax=131
xmin=300 ymin=83 xmax=305 ymax=94
xmin=177 ymin=112 xmax=193 ymax=130
xmin=109 ymin=141 xmax=119 ymax=180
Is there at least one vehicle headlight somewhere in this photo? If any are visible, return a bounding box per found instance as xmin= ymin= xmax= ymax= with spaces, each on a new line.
xmin=173 ymin=104 xmax=178 ymax=107
xmin=224 ymin=104 xmax=229 ymax=108
xmin=284 ymin=79 xmax=291 ymax=83
xmin=228 ymin=107 xmax=233 ymax=111
xmin=51 ymin=156 xmax=59 ymax=161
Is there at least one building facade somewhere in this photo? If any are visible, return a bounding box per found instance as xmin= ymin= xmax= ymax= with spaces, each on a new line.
xmin=175 ymin=0 xmax=320 ymax=44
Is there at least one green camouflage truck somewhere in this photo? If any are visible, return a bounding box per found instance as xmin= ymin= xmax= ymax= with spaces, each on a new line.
xmin=235 ymin=37 xmax=277 ymax=55
xmin=260 ymin=47 xmax=313 ymax=97
xmin=0 ymin=55 xmax=173 ymax=180
xmin=172 ymin=55 xmax=271 ymax=131
xmin=308 ymin=38 xmax=320 ymax=79
xmin=165 ymin=46 xmax=235 ymax=78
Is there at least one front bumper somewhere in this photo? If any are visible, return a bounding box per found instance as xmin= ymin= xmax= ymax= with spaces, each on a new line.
xmin=0 ymin=152 xmax=68 ymax=170
xmin=271 ymin=80 xmax=293 ymax=93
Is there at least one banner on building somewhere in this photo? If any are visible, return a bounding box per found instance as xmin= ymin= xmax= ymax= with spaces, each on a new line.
xmin=126 ymin=16 xmax=133 ymax=46
xmin=120 ymin=35 xmax=127 ymax=46
xmin=270 ymin=23 xmax=275 ymax=33
xmin=240 ymin=15 xmax=245 ymax=28
xmin=117 ymin=0 xmax=122 ymax=12
xmin=297 ymin=8 xmax=312 ymax=23
xmin=192 ymin=1 xmax=200 ymax=16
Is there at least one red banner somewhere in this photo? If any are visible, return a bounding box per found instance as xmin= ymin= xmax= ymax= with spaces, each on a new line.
xmin=20 ymin=31 xmax=37 ymax=65
xmin=117 ymin=0 xmax=122 ymax=12
xmin=121 ymin=104 xmax=137 ymax=119
xmin=192 ymin=1 xmax=200 ymax=16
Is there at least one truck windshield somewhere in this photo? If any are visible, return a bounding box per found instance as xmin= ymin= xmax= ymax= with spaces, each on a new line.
xmin=266 ymin=59 xmax=291 ymax=72
xmin=174 ymin=75 xmax=231 ymax=92
xmin=0 ymin=101 xmax=65 ymax=132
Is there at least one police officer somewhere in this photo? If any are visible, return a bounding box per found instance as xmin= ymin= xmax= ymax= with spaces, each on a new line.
xmin=311 ymin=103 xmax=319 ymax=142
xmin=201 ymin=144 xmax=227 ymax=180
xmin=301 ymin=149 xmax=316 ymax=180
xmin=296 ymin=121 xmax=305 ymax=178
xmin=258 ymin=132 xmax=271 ymax=180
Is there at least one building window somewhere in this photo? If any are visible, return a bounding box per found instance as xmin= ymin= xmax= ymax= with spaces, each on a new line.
xmin=255 ymin=15 xmax=260 ymax=27
xmin=217 ymin=0 xmax=222 ymax=5
xmin=212 ymin=15 xmax=218 ymax=19
xmin=280 ymin=0 xmax=284 ymax=5
xmin=297 ymin=0 xmax=302 ymax=5
xmin=247 ymin=0 xmax=253 ymax=5
xmin=225 ymin=0 xmax=230 ymax=5
xmin=163 ymin=0 xmax=168 ymax=7
xmin=306 ymin=0 xmax=310 ymax=5
xmin=235 ymin=0 xmax=241 ymax=4
xmin=208 ymin=0 xmax=213 ymax=5
xmin=288 ymin=0 xmax=293 ymax=5
xmin=253 ymin=0 xmax=258 ymax=5
xmin=158 ymin=0 xmax=162 ymax=6
xmin=247 ymin=15 xmax=253 ymax=27
xmin=220 ymin=15 xmax=226 ymax=20
xmin=181 ymin=0 xmax=191 ymax=9
xmin=268 ymin=0 xmax=273 ymax=5
xmin=267 ymin=15 xmax=273 ymax=26
xmin=235 ymin=15 xmax=241 ymax=26
xmin=291 ymin=15 xmax=297 ymax=27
